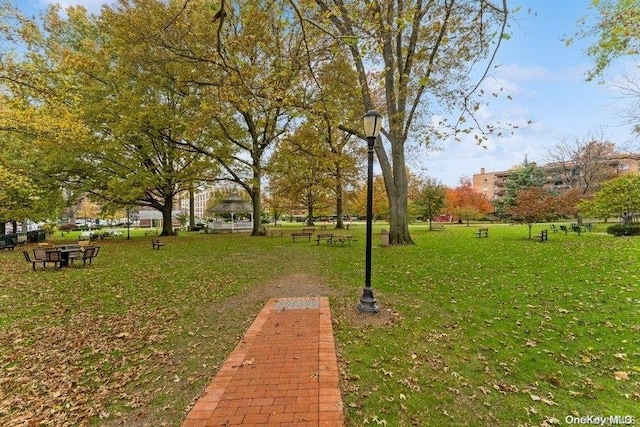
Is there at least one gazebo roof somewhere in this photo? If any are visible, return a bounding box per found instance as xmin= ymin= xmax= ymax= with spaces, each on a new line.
xmin=211 ymin=194 xmax=253 ymax=214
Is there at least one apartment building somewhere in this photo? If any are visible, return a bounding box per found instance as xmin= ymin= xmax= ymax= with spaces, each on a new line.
xmin=473 ymin=153 xmax=640 ymax=202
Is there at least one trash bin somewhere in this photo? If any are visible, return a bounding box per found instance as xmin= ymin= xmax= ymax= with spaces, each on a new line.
xmin=380 ymin=229 xmax=389 ymax=246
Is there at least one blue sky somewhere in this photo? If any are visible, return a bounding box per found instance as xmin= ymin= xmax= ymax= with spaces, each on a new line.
xmin=16 ymin=0 xmax=639 ymax=187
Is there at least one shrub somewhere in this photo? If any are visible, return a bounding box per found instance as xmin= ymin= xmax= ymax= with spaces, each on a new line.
xmin=606 ymin=224 xmax=640 ymax=236
xmin=58 ymin=223 xmax=78 ymax=232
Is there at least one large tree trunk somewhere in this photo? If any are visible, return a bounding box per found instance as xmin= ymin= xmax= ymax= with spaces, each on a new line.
xmin=251 ymin=167 xmax=262 ymax=236
xmin=375 ymin=138 xmax=414 ymax=245
xmin=335 ymin=171 xmax=345 ymax=229
xmin=306 ymin=194 xmax=315 ymax=226
xmin=160 ymin=201 xmax=174 ymax=236
xmin=189 ymin=186 xmax=196 ymax=231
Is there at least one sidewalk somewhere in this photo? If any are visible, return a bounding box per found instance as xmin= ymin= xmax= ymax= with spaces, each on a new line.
xmin=181 ymin=297 xmax=344 ymax=426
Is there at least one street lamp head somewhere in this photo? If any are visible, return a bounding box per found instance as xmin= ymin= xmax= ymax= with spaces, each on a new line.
xmin=363 ymin=110 xmax=383 ymax=139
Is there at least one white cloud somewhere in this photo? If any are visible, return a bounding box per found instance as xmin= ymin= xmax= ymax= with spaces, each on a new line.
xmin=494 ymin=63 xmax=552 ymax=82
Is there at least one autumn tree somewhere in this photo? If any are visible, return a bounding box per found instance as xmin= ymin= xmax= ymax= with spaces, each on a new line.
xmin=0 ymin=2 xmax=217 ymax=236
xmin=546 ymin=136 xmax=618 ymax=195
xmin=268 ymin=130 xmax=333 ymax=226
xmin=148 ymin=0 xmax=312 ymax=236
xmin=573 ymin=0 xmax=640 ymax=81
xmin=506 ymin=188 xmax=556 ymax=239
xmin=572 ymin=1 xmax=640 ymax=135
xmin=296 ymin=0 xmax=510 ymax=245
xmin=414 ymin=177 xmax=446 ymax=229
xmin=446 ymin=177 xmax=492 ymax=226
xmin=350 ymin=176 xmax=390 ymax=221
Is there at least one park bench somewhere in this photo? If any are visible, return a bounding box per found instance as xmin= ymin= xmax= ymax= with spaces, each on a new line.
xmin=0 ymin=240 xmax=16 ymax=251
xmin=475 ymin=228 xmax=489 ymax=238
xmin=302 ymin=227 xmax=316 ymax=235
xmin=145 ymin=230 xmax=158 ymax=236
xmin=539 ymin=230 xmax=548 ymax=242
xmin=152 ymin=239 xmax=165 ymax=249
xmin=72 ymin=246 xmax=99 ymax=265
xmin=315 ymin=233 xmax=334 ymax=244
xmin=559 ymin=225 xmax=569 ymax=235
xmin=291 ymin=232 xmax=312 ymax=242
xmin=571 ymin=224 xmax=582 ymax=235
xmin=23 ymin=250 xmax=45 ymax=270
xmin=549 ymin=224 xmax=558 ymax=233
xmin=429 ymin=225 xmax=445 ymax=231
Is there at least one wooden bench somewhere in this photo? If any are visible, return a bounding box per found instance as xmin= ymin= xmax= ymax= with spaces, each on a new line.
xmin=315 ymin=233 xmax=334 ymax=244
xmin=549 ymin=224 xmax=558 ymax=233
xmin=429 ymin=225 xmax=445 ymax=231
xmin=291 ymin=232 xmax=312 ymax=242
xmin=559 ymin=225 xmax=568 ymax=235
xmin=152 ymin=239 xmax=165 ymax=249
xmin=145 ymin=230 xmax=158 ymax=236
xmin=475 ymin=228 xmax=489 ymax=238
xmin=302 ymin=227 xmax=316 ymax=235
xmin=539 ymin=230 xmax=548 ymax=242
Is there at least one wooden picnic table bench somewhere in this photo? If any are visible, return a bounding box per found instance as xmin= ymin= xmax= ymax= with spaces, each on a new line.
xmin=291 ymin=232 xmax=312 ymax=242
xmin=475 ymin=228 xmax=489 ymax=238
xmin=302 ymin=227 xmax=316 ymax=235
xmin=145 ymin=230 xmax=158 ymax=236
xmin=330 ymin=235 xmax=356 ymax=245
xmin=315 ymin=233 xmax=334 ymax=244
xmin=152 ymin=238 xmax=165 ymax=249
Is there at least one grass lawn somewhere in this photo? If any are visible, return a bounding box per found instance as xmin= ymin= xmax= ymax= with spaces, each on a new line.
xmin=1 ymin=223 xmax=638 ymax=426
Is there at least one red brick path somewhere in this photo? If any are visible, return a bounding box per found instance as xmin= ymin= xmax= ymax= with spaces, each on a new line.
xmin=181 ymin=297 xmax=344 ymax=426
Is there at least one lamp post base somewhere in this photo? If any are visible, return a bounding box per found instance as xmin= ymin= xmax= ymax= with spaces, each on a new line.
xmin=357 ymin=287 xmax=379 ymax=313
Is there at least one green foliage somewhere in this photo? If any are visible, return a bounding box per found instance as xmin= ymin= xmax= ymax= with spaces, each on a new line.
xmin=589 ymin=174 xmax=640 ymax=219
xmin=413 ymin=177 xmax=446 ymax=222
xmin=580 ymin=0 xmax=640 ymax=80
xmin=606 ymin=224 xmax=640 ymax=236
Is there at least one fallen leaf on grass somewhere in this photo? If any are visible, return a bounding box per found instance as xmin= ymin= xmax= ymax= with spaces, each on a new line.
xmin=614 ymin=371 xmax=629 ymax=381
xmin=530 ymin=394 xmax=557 ymax=405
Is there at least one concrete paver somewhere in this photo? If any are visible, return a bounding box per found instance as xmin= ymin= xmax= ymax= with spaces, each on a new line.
xmin=182 ymin=297 xmax=344 ymax=426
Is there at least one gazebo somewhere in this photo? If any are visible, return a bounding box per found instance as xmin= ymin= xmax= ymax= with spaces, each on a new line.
xmin=208 ymin=194 xmax=253 ymax=232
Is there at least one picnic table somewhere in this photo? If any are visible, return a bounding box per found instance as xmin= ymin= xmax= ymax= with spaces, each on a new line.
xmin=329 ymin=235 xmax=356 ymax=244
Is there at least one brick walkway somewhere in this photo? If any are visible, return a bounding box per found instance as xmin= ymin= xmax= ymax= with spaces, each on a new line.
xmin=181 ymin=297 xmax=344 ymax=426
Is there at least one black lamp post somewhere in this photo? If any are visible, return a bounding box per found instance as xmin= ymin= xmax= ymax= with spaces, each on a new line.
xmin=358 ymin=110 xmax=383 ymax=313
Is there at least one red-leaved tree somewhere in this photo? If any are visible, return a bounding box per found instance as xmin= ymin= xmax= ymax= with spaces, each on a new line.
xmin=507 ymin=188 xmax=556 ymax=239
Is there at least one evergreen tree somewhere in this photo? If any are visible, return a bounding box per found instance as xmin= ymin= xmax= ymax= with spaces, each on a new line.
xmin=495 ymin=160 xmax=545 ymax=218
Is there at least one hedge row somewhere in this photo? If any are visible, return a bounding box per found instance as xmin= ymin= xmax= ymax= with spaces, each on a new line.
xmin=606 ymin=224 xmax=640 ymax=236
